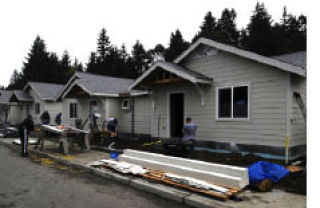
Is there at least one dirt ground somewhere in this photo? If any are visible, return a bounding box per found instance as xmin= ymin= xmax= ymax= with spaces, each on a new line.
xmin=111 ymin=138 xmax=306 ymax=195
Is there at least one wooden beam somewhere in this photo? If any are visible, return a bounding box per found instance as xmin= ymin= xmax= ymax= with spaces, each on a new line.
xmin=147 ymin=78 xmax=184 ymax=85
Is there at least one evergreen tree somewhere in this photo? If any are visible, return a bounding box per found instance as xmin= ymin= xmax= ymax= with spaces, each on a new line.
xmin=216 ymin=8 xmax=239 ymax=45
xmin=131 ymin=40 xmax=150 ymax=76
xmin=96 ymin=28 xmax=112 ymax=61
xmin=22 ymin=35 xmax=50 ymax=82
xmin=165 ymin=30 xmax=189 ymax=62
xmin=86 ymin=52 xmax=97 ymax=73
xmin=58 ymin=51 xmax=73 ymax=82
xmin=192 ymin=11 xmax=218 ymax=42
xmin=241 ymin=3 xmax=276 ymax=56
xmin=7 ymin=69 xmax=24 ymax=90
xmin=73 ymin=58 xmax=84 ymax=72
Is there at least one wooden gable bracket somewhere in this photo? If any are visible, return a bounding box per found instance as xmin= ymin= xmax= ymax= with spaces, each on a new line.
xmin=193 ymin=83 xmax=205 ymax=106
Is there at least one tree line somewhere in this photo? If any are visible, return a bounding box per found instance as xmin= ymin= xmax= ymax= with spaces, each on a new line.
xmin=6 ymin=3 xmax=306 ymax=90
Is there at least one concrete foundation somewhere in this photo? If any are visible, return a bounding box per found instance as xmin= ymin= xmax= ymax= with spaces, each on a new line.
xmin=119 ymin=149 xmax=249 ymax=189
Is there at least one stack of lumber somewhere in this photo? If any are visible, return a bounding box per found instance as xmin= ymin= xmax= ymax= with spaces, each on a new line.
xmin=141 ymin=169 xmax=241 ymax=200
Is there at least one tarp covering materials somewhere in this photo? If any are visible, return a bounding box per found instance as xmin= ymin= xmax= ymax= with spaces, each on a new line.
xmin=248 ymin=161 xmax=289 ymax=184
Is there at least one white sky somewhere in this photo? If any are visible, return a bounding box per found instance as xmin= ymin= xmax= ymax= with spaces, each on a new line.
xmin=0 ymin=0 xmax=307 ymax=86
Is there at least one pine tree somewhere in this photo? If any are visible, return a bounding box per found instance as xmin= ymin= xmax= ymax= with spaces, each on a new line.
xmin=131 ymin=40 xmax=150 ymax=76
xmin=22 ymin=35 xmax=50 ymax=82
xmin=7 ymin=69 xmax=24 ymax=90
xmin=165 ymin=30 xmax=189 ymax=62
xmin=58 ymin=51 xmax=74 ymax=82
xmin=216 ymin=8 xmax=239 ymax=45
xmin=73 ymin=58 xmax=84 ymax=72
xmin=241 ymin=3 xmax=276 ymax=56
xmin=193 ymin=11 xmax=218 ymax=42
xmin=97 ymin=28 xmax=111 ymax=61
xmin=86 ymin=52 xmax=97 ymax=73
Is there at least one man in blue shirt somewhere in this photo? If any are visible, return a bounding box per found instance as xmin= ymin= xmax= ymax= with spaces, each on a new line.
xmin=181 ymin=117 xmax=197 ymax=154
xmin=182 ymin=117 xmax=197 ymax=142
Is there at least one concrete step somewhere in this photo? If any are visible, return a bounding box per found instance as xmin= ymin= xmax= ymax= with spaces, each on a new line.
xmin=119 ymin=150 xmax=249 ymax=189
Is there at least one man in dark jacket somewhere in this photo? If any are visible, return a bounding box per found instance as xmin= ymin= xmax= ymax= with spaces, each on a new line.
xmin=40 ymin=111 xmax=50 ymax=125
xmin=19 ymin=115 xmax=34 ymax=157
xmin=55 ymin=112 xmax=62 ymax=125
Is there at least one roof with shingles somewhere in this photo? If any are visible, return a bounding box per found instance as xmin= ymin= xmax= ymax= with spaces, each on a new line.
xmin=272 ymin=51 xmax=306 ymax=69
xmin=12 ymin=90 xmax=33 ymax=101
xmin=24 ymin=82 xmax=64 ymax=100
xmin=73 ymin=72 xmax=135 ymax=95
xmin=161 ymin=61 xmax=212 ymax=81
xmin=0 ymin=90 xmax=13 ymax=104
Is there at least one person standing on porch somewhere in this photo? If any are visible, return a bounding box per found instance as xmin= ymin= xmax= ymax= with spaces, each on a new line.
xmin=19 ymin=115 xmax=34 ymax=157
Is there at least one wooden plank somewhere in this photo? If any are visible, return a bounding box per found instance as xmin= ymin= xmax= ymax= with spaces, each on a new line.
xmin=148 ymin=78 xmax=184 ymax=85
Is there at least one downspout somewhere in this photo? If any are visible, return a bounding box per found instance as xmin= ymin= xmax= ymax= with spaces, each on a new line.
xmin=285 ymin=75 xmax=292 ymax=164
xmin=131 ymin=97 xmax=135 ymax=138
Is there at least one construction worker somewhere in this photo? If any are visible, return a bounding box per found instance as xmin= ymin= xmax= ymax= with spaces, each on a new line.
xmin=181 ymin=117 xmax=197 ymax=154
xmin=55 ymin=112 xmax=62 ymax=125
xmin=40 ymin=110 xmax=50 ymax=125
xmin=19 ymin=115 xmax=34 ymax=157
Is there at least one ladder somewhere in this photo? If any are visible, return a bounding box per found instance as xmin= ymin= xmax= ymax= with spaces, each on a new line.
xmin=293 ymin=92 xmax=306 ymax=121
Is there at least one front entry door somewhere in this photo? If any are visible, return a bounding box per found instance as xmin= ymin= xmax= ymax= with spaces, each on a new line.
xmin=169 ymin=93 xmax=184 ymax=138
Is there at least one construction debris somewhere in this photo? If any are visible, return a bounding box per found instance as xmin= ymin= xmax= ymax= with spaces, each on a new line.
xmin=119 ymin=149 xmax=249 ymax=189
xmin=286 ymin=165 xmax=304 ymax=173
xmin=89 ymin=159 xmax=148 ymax=175
xmin=165 ymin=173 xmax=229 ymax=193
xmin=88 ymin=158 xmax=242 ymax=200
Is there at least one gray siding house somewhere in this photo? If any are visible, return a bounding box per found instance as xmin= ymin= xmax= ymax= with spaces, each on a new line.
xmin=9 ymin=82 xmax=64 ymax=125
xmin=129 ymin=38 xmax=306 ymax=160
xmin=57 ymin=72 xmax=152 ymax=137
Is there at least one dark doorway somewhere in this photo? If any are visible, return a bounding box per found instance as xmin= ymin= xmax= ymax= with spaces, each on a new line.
xmin=169 ymin=93 xmax=184 ymax=137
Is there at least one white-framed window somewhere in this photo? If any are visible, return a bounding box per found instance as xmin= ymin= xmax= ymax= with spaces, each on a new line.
xmin=216 ymin=85 xmax=249 ymax=120
xmin=35 ymin=103 xmax=40 ymax=114
xmin=69 ymin=103 xmax=77 ymax=118
xmin=121 ymin=99 xmax=130 ymax=110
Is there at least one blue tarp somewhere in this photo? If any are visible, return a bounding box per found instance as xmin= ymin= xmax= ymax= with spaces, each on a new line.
xmin=248 ymin=161 xmax=290 ymax=184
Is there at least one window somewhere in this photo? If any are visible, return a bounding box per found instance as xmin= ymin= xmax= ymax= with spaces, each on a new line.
xmin=69 ymin=103 xmax=77 ymax=118
xmin=35 ymin=103 xmax=40 ymax=114
xmin=121 ymin=99 xmax=130 ymax=110
xmin=217 ymin=85 xmax=248 ymax=119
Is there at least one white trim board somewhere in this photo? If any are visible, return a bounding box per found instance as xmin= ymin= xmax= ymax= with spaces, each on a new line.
xmin=215 ymin=84 xmax=250 ymax=122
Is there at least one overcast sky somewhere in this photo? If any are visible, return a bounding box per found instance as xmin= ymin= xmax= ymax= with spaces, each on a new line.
xmin=0 ymin=0 xmax=307 ymax=86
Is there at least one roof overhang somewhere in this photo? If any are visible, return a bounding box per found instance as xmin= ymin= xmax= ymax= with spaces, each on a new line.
xmin=56 ymin=73 xmax=80 ymax=101
xmin=173 ymin=38 xmax=306 ymax=77
xmin=23 ymin=82 xmax=50 ymax=101
xmin=61 ymin=82 xmax=93 ymax=99
xmin=129 ymin=62 xmax=212 ymax=90
xmin=9 ymin=94 xmax=32 ymax=103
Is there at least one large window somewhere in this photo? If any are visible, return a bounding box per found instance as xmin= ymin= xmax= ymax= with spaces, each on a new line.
xmin=35 ymin=103 xmax=40 ymax=114
xmin=217 ymin=85 xmax=249 ymax=119
xmin=69 ymin=103 xmax=77 ymax=118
